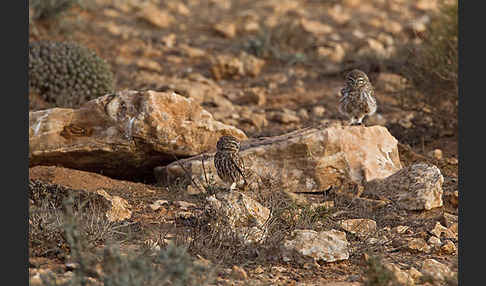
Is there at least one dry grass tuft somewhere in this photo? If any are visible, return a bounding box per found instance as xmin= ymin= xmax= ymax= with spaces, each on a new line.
xmin=29 ymin=181 xmax=130 ymax=259
xmin=398 ymin=0 xmax=458 ymax=111
xmin=32 ymin=191 xmax=215 ymax=285
xmin=172 ymin=172 xmax=333 ymax=266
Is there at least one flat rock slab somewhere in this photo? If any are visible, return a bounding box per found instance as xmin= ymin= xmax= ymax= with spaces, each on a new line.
xmin=281 ymin=229 xmax=350 ymax=263
xmin=29 ymin=90 xmax=246 ymax=178
xmin=156 ymin=124 xmax=402 ymax=193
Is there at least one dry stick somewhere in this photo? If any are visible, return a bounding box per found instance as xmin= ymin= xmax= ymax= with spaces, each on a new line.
xmin=200 ymin=154 xmax=209 ymax=189
xmin=170 ymin=154 xmax=204 ymax=193
xmin=158 ymin=224 xmax=172 ymax=247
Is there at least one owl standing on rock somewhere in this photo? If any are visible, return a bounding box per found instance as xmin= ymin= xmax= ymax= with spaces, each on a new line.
xmin=214 ymin=135 xmax=247 ymax=191
xmin=338 ymin=69 xmax=377 ymax=126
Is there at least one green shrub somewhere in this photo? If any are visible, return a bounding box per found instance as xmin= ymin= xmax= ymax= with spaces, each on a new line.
xmin=29 ymin=41 xmax=115 ymax=108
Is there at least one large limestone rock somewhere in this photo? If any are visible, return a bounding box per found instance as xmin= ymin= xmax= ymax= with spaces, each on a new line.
xmin=134 ymin=72 xmax=240 ymax=121
xmin=155 ymin=125 xmax=402 ymax=192
xmin=205 ymin=191 xmax=270 ymax=244
xmin=29 ymin=90 xmax=247 ymax=178
xmin=281 ymin=229 xmax=350 ymax=263
xmin=363 ymin=163 xmax=444 ymax=210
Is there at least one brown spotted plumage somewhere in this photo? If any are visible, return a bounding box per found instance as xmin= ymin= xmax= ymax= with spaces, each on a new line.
xmin=214 ymin=135 xmax=246 ymax=190
xmin=339 ymin=69 xmax=377 ymax=126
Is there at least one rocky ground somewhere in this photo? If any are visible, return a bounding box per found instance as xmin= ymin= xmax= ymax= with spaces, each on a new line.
xmin=29 ymin=0 xmax=458 ymax=285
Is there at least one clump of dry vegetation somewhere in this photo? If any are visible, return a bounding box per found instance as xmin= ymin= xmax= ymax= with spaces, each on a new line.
xmin=29 ymin=0 xmax=84 ymax=20
xmin=31 ymin=184 xmax=215 ymax=286
xmin=400 ymin=0 xmax=458 ymax=106
xmin=29 ymin=181 xmax=128 ymax=259
xmin=96 ymin=243 xmax=215 ymax=286
xmin=243 ymin=18 xmax=316 ymax=65
xmin=171 ymin=173 xmax=332 ymax=266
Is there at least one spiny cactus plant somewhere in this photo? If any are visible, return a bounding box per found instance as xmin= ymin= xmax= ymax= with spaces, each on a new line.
xmin=29 ymin=41 xmax=115 ymax=108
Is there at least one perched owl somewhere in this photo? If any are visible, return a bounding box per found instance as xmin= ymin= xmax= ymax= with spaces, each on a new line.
xmin=339 ymin=69 xmax=377 ymax=126
xmin=214 ymin=135 xmax=246 ymax=191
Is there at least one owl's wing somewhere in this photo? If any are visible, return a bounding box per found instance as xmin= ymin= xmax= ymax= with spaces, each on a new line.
xmin=231 ymin=154 xmax=247 ymax=184
xmin=360 ymin=88 xmax=376 ymax=105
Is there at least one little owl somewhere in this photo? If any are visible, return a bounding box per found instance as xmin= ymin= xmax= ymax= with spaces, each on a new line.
xmin=214 ymin=135 xmax=247 ymax=191
xmin=338 ymin=69 xmax=377 ymax=126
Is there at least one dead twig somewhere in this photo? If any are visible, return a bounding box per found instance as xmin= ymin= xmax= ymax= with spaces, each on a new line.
xmin=170 ymin=154 xmax=205 ymax=193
